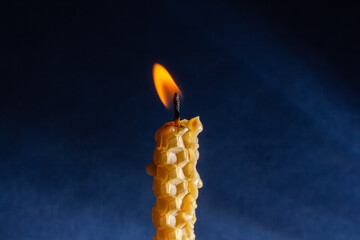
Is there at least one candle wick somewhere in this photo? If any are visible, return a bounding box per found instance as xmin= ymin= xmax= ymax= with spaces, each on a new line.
xmin=174 ymin=92 xmax=180 ymax=127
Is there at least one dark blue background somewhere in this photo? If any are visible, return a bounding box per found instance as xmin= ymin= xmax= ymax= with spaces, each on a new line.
xmin=2 ymin=1 xmax=360 ymax=239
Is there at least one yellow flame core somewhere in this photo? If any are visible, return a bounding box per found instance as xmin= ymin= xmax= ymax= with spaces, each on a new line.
xmin=153 ymin=63 xmax=181 ymax=109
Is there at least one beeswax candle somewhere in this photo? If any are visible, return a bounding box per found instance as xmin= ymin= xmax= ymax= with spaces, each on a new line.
xmin=147 ymin=64 xmax=203 ymax=240
xmin=146 ymin=116 xmax=203 ymax=240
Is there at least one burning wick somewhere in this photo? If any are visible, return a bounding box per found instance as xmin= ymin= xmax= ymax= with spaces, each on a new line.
xmin=173 ymin=92 xmax=181 ymax=127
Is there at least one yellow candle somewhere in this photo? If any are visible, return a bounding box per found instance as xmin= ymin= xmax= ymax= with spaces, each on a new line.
xmin=147 ymin=64 xmax=203 ymax=240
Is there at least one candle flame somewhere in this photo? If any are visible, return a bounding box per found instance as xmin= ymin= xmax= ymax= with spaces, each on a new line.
xmin=153 ymin=63 xmax=182 ymax=109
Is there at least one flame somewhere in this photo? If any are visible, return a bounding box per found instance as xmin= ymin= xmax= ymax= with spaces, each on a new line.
xmin=153 ymin=63 xmax=182 ymax=109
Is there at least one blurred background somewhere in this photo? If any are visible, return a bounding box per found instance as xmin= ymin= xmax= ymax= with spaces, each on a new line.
xmin=2 ymin=0 xmax=360 ymax=239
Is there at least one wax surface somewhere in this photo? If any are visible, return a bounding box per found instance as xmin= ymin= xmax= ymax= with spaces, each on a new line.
xmin=146 ymin=117 xmax=203 ymax=240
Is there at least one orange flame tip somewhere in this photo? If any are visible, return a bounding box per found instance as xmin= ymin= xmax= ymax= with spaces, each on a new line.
xmin=153 ymin=63 xmax=182 ymax=109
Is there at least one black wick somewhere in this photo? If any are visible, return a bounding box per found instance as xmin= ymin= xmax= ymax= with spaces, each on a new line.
xmin=173 ymin=92 xmax=180 ymax=127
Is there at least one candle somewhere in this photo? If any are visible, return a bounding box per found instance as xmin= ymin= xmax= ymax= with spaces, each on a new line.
xmin=146 ymin=64 xmax=203 ymax=240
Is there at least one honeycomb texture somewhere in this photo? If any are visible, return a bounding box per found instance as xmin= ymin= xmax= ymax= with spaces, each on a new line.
xmin=146 ymin=117 xmax=203 ymax=240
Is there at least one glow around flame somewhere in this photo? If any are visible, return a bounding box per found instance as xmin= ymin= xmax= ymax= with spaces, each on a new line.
xmin=153 ymin=63 xmax=182 ymax=109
